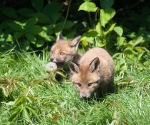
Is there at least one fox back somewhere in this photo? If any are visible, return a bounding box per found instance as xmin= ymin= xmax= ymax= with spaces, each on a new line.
xmin=69 ymin=48 xmax=114 ymax=99
xmin=50 ymin=32 xmax=81 ymax=68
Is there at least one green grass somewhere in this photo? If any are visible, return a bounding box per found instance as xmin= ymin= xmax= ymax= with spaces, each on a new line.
xmin=0 ymin=50 xmax=150 ymax=125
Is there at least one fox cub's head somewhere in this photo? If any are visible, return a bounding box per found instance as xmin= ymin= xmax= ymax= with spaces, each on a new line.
xmin=69 ymin=57 xmax=101 ymax=99
xmin=50 ymin=32 xmax=81 ymax=67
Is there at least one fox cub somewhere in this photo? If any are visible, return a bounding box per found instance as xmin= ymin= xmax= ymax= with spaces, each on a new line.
xmin=69 ymin=48 xmax=115 ymax=99
xmin=50 ymin=32 xmax=82 ymax=70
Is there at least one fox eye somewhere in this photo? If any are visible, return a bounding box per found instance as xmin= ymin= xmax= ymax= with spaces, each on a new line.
xmin=88 ymin=83 xmax=92 ymax=87
xmin=76 ymin=83 xmax=81 ymax=87
xmin=60 ymin=52 xmax=65 ymax=55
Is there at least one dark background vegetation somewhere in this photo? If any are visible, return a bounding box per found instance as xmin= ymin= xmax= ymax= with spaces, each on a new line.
xmin=0 ymin=0 xmax=150 ymax=52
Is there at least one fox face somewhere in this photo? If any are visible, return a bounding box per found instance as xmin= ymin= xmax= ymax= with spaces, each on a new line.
xmin=69 ymin=48 xmax=115 ymax=99
xmin=50 ymin=32 xmax=81 ymax=68
xmin=69 ymin=57 xmax=102 ymax=99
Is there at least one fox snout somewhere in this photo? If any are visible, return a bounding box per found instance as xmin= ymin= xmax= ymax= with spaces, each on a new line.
xmin=80 ymin=92 xmax=91 ymax=99
xmin=49 ymin=57 xmax=60 ymax=62
xmin=50 ymin=57 xmax=55 ymax=62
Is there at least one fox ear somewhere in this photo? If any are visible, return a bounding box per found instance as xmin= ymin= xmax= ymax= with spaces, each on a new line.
xmin=56 ymin=32 xmax=63 ymax=41
xmin=89 ymin=57 xmax=100 ymax=73
xmin=68 ymin=61 xmax=79 ymax=73
xmin=69 ymin=36 xmax=81 ymax=50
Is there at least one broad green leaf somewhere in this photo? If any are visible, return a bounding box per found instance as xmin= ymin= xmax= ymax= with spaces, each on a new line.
xmin=39 ymin=31 xmax=54 ymax=41
xmin=95 ymin=37 xmax=106 ymax=47
xmin=83 ymin=30 xmax=98 ymax=37
xmin=114 ymin=26 xmax=123 ymax=36
xmin=50 ymin=13 xmax=61 ymax=23
xmin=25 ymin=33 xmax=36 ymax=44
xmin=9 ymin=110 xmax=19 ymax=121
xmin=46 ymin=25 xmax=53 ymax=35
xmin=25 ymin=18 xmax=38 ymax=30
xmin=97 ymin=42 xmax=106 ymax=47
xmin=22 ymin=108 xmax=30 ymax=122
xmin=14 ymin=32 xmax=24 ymax=39
xmin=117 ymin=37 xmax=126 ymax=46
xmin=81 ymin=30 xmax=98 ymax=46
xmin=78 ymin=2 xmax=98 ymax=12
xmin=100 ymin=0 xmax=114 ymax=9
xmin=81 ymin=39 xmax=88 ymax=46
xmin=9 ymin=106 xmax=22 ymax=121
xmin=18 ymin=8 xmax=35 ymax=17
xmin=134 ymin=47 xmax=149 ymax=52
xmin=123 ymin=47 xmax=136 ymax=55
xmin=53 ymin=22 xmax=64 ymax=32
xmin=42 ymin=2 xmax=64 ymax=15
xmin=124 ymin=42 xmax=133 ymax=48
xmin=1 ymin=7 xmax=17 ymax=19
xmin=8 ymin=22 xmax=23 ymax=31
xmin=64 ymin=21 xmax=75 ymax=29
xmin=104 ymin=23 xmax=116 ymax=36
xmin=33 ymin=13 xmax=52 ymax=24
xmin=95 ymin=22 xmax=103 ymax=37
xmin=134 ymin=47 xmax=144 ymax=52
xmin=31 ymin=0 xmax=44 ymax=12
xmin=14 ymin=21 xmax=25 ymax=27
xmin=137 ymin=52 xmax=145 ymax=60
xmin=26 ymin=106 xmax=41 ymax=121
xmin=36 ymin=39 xmax=44 ymax=47
xmin=23 ymin=40 xmax=30 ymax=50
xmin=127 ymin=32 xmax=137 ymax=39
xmin=100 ymin=8 xmax=116 ymax=27
xmin=27 ymin=25 xmax=43 ymax=35
xmin=14 ymin=96 xmax=25 ymax=106
xmin=66 ymin=31 xmax=76 ymax=39
xmin=133 ymin=36 xmax=144 ymax=47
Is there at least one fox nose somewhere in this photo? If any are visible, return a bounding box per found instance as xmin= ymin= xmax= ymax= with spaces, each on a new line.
xmin=49 ymin=58 xmax=54 ymax=62
xmin=80 ymin=94 xmax=88 ymax=99
xmin=50 ymin=58 xmax=54 ymax=62
xmin=82 ymin=96 xmax=88 ymax=100
xmin=80 ymin=92 xmax=90 ymax=99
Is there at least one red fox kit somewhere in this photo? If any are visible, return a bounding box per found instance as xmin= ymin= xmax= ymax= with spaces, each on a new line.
xmin=50 ymin=32 xmax=82 ymax=69
xmin=69 ymin=48 xmax=115 ymax=99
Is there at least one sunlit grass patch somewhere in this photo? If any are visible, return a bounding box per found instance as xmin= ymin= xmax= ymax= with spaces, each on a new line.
xmin=0 ymin=50 xmax=150 ymax=125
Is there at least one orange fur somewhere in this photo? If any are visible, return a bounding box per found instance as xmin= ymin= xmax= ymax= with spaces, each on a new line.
xmin=50 ymin=32 xmax=82 ymax=69
xmin=69 ymin=48 xmax=115 ymax=99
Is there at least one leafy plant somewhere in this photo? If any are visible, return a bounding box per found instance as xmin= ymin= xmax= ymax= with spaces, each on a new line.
xmin=0 ymin=0 xmax=75 ymax=51
xmin=9 ymin=95 xmax=40 ymax=124
xmin=78 ymin=0 xmax=117 ymax=50
xmin=77 ymin=0 xmax=150 ymax=80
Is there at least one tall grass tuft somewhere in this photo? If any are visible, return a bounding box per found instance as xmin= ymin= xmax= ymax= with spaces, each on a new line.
xmin=0 ymin=49 xmax=150 ymax=125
